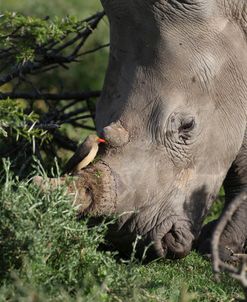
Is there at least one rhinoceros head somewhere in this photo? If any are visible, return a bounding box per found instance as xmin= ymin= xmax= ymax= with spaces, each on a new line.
xmin=60 ymin=0 xmax=247 ymax=259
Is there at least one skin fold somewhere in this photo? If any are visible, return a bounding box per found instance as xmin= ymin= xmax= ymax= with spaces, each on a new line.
xmin=49 ymin=0 xmax=247 ymax=260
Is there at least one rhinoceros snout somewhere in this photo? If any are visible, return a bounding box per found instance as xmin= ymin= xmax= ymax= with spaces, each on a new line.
xmin=162 ymin=227 xmax=194 ymax=259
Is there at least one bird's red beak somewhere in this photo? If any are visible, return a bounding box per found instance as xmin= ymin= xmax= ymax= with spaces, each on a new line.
xmin=97 ymin=138 xmax=106 ymax=143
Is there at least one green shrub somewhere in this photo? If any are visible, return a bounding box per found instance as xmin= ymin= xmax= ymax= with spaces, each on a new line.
xmin=0 ymin=161 xmax=243 ymax=302
xmin=0 ymin=159 xmax=116 ymax=300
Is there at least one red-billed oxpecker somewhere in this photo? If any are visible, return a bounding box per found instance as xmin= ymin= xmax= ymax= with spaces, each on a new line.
xmin=63 ymin=134 xmax=106 ymax=175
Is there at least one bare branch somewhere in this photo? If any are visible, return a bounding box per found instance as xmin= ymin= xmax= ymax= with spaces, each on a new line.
xmin=0 ymin=91 xmax=101 ymax=101
xmin=77 ymin=43 xmax=110 ymax=58
xmin=51 ymin=12 xmax=105 ymax=56
xmin=69 ymin=121 xmax=95 ymax=131
xmin=62 ymin=115 xmax=93 ymax=124
xmin=53 ymin=131 xmax=78 ymax=151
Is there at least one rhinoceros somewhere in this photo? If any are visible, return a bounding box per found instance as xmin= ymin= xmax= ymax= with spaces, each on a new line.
xmin=40 ymin=0 xmax=247 ymax=260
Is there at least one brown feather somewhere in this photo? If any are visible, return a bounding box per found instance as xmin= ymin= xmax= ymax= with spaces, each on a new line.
xmin=63 ymin=134 xmax=99 ymax=175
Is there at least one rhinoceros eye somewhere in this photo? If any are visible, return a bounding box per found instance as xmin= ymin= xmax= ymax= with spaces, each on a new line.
xmin=178 ymin=117 xmax=196 ymax=142
xmin=179 ymin=117 xmax=195 ymax=133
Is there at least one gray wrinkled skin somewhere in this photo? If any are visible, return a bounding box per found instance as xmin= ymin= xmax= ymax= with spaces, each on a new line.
xmin=93 ymin=0 xmax=247 ymax=259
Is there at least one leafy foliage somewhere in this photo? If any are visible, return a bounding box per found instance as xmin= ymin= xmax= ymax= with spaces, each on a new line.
xmin=0 ymin=12 xmax=80 ymax=63
xmin=0 ymin=99 xmax=50 ymax=142
xmin=0 ymin=11 xmax=106 ymax=80
xmin=0 ymin=11 xmax=107 ymax=176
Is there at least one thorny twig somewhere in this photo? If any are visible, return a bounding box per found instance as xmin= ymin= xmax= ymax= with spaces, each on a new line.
xmin=212 ymin=192 xmax=247 ymax=300
xmin=0 ymin=11 xmax=107 ymax=174
xmin=0 ymin=12 xmax=106 ymax=86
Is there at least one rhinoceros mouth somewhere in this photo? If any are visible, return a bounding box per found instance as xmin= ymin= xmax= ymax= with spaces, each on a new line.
xmin=161 ymin=226 xmax=194 ymax=259
xmin=105 ymin=217 xmax=194 ymax=260
xmin=83 ymin=209 xmax=194 ymax=260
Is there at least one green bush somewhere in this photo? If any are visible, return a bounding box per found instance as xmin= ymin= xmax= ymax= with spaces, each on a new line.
xmin=0 ymin=161 xmax=243 ymax=302
xmin=0 ymin=160 xmax=124 ymax=301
